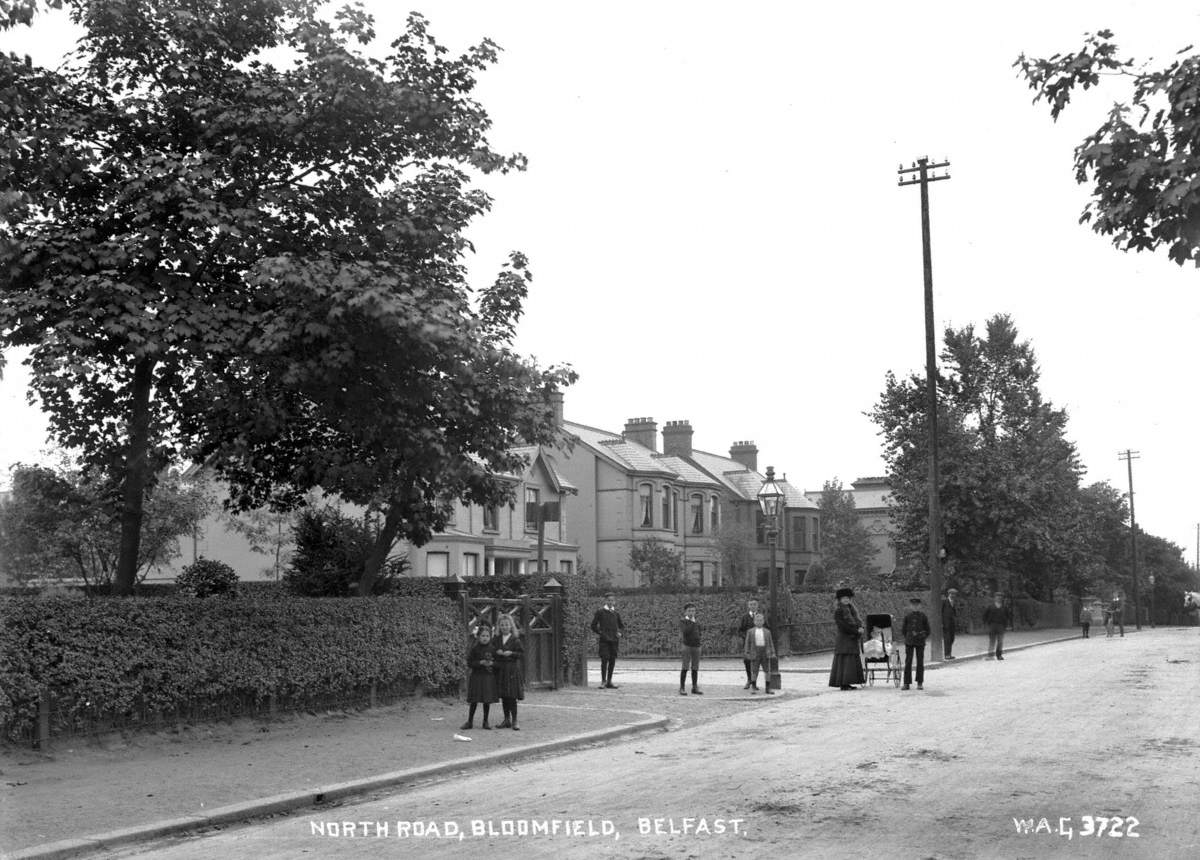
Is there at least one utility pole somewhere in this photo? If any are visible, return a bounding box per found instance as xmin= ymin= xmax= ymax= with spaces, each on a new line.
xmin=899 ymin=156 xmax=951 ymax=658
xmin=1118 ymin=450 xmax=1142 ymax=631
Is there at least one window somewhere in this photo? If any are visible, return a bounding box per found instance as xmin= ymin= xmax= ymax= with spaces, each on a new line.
xmin=691 ymin=561 xmax=704 ymax=586
xmin=661 ymin=485 xmax=673 ymax=531
xmin=811 ymin=517 xmax=820 ymax=552
xmin=710 ymin=496 xmax=720 ymax=533
xmin=494 ymin=557 xmax=520 ymax=577
xmin=525 ymin=487 xmax=540 ymax=532
xmin=559 ymin=559 xmax=573 ymax=575
xmin=689 ymin=494 xmax=703 ymax=534
xmin=793 ymin=516 xmax=806 ymax=551
xmin=426 ymin=552 xmax=449 ymax=578
xmin=794 ymin=567 xmax=807 ymax=586
xmin=639 ymin=483 xmax=653 ymax=527
xmin=463 ymin=553 xmax=479 ymax=577
xmin=482 ymin=505 xmax=499 ymax=532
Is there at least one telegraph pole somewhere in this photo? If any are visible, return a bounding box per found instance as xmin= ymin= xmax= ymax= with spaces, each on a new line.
xmin=1118 ymin=450 xmax=1142 ymax=631
xmin=899 ymin=156 xmax=951 ymax=658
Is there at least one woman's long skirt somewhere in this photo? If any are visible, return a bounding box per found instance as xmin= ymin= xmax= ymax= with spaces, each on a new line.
xmin=495 ymin=661 xmax=525 ymax=701
xmin=828 ymin=653 xmax=865 ymax=688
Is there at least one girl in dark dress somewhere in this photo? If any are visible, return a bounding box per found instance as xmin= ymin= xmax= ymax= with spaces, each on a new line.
xmin=494 ymin=614 xmax=525 ymax=730
xmin=828 ymin=587 xmax=866 ymax=690
xmin=462 ymin=624 xmax=497 ymax=730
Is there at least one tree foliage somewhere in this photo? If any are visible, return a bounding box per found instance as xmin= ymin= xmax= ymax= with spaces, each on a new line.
xmin=0 ymin=1 xmax=573 ymax=594
xmin=283 ymin=504 xmax=408 ymax=597
xmin=872 ymin=315 xmax=1086 ymax=599
xmin=0 ymin=461 xmax=211 ymax=589
xmin=1016 ymin=30 xmax=1200 ymax=266
xmin=815 ymin=478 xmax=878 ymax=585
xmin=629 ymin=540 xmax=685 ymax=592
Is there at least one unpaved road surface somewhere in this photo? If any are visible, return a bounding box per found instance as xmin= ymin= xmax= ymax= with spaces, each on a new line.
xmin=115 ymin=628 xmax=1200 ymax=859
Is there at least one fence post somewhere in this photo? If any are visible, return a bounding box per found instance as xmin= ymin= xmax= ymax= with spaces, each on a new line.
xmin=36 ymin=686 xmax=50 ymax=751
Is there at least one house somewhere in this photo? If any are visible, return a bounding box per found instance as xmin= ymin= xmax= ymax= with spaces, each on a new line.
xmin=552 ymin=407 xmax=820 ymax=588
xmin=150 ymin=446 xmax=579 ymax=583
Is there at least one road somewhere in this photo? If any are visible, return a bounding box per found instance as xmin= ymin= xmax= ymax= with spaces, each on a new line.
xmin=114 ymin=628 xmax=1200 ymax=859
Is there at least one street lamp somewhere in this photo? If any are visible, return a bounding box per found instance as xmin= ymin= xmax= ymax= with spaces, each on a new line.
xmin=757 ymin=466 xmax=785 ymax=692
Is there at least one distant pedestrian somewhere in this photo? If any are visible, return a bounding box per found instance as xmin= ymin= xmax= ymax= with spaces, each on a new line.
xmin=828 ymin=587 xmax=865 ymax=691
xmin=737 ymin=598 xmax=767 ymax=691
xmin=900 ymin=596 xmax=930 ymax=690
xmin=940 ymin=588 xmax=960 ymax=659
xmin=461 ymin=623 xmax=497 ymax=731
xmin=591 ymin=592 xmax=624 ymax=689
xmin=679 ymin=603 xmax=703 ymax=695
xmin=982 ymin=593 xmax=1007 ymax=660
xmin=742 ymin=612 xmax=776 ymax=694
xmin=1079 ymin=605 xmax=1093 ymax=638
xmin=493 ymin=614 xmax=525 ymax=730
xmin=1104 ymin=606 xmax=1114 ymax=637
xmin=1110 ymin=597 xmax=1125 ymax=637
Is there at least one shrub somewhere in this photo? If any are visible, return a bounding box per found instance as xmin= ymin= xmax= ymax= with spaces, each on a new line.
xmin=175 ymin=557 xmax=239 ymax=598
xmin=283 ymin=506 xmax=409 ymax=597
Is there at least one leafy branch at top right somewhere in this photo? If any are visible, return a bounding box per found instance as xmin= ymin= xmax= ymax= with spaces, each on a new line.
xmin=1016 ymin=30 xmax=1200 ymax=267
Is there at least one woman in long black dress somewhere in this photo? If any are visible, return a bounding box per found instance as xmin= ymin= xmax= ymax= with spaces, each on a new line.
xmin=828 ymin=587 xmax=866 ymax=690
xmin=493 ymin=614 xmax=525 ymax=730
xmin=461 ymin=623 xmax=498 ymax=730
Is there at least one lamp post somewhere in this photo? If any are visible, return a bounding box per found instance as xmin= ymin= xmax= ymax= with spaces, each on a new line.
xmin=757 ymin=466 xmax=785 ymax=692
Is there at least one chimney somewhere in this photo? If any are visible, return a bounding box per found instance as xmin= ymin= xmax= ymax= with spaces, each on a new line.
xmin=623 ymin=417 xmax=658 ymax=451
xmin=729 ymin=440 xmax=758 ymax=471
xmin=662 ymin=420 xmax=694 ymax=458
xmin=547 ymin=389 xmax=564 ymax=427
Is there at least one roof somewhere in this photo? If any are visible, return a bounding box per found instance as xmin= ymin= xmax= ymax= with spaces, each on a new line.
xmin=689 ymin=449 xmax=817 ymax=510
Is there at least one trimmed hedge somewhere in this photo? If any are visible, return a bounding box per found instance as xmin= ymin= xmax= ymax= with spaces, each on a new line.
xmin=0 ymin=594 xmax=462 ymax=742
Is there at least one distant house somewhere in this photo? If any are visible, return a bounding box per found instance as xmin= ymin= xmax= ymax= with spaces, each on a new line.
xmin=152 ymin=446 xmax=579 ymax=583
xmin=553 ymin=408 xmax=819 ymax=588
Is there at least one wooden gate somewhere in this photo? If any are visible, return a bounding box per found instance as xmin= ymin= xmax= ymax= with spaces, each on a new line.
xmin=463 ymin=592 xmax=562 ymax=689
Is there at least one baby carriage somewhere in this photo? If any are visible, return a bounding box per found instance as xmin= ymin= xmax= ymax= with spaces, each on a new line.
xmin=861 ymin=613 xmax=902 ymax=688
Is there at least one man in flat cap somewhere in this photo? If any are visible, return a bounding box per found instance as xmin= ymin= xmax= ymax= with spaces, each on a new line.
xmin=940 ymin=588 xmax=959 ymax=659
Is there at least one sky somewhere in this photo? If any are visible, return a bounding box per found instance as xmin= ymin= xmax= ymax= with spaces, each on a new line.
xmin=2 ymin=1 xmax=1199 ymax=564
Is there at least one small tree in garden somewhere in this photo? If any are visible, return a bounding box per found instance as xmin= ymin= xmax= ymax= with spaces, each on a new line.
xmin=283 ymin=505 xmax=409 ymax=597
xmin=630 ymin=541 xmax=685 ymax=591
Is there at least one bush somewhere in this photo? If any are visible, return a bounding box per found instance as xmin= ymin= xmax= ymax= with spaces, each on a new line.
xmin=175 ymin=557 xmax=239 ymax=598
xmin=283 ymin=506 xmax=409 ymax=597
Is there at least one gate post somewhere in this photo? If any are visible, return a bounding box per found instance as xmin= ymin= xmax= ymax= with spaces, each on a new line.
xmin=543 ymin=578 xmax=565 ymax=689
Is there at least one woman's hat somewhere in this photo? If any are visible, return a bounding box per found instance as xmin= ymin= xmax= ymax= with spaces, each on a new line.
xmin=835 ymin=587 xmax=854 ymax=599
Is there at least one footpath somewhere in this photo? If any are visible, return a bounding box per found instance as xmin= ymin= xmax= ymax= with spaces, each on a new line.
xmin=0 ymin=627 xmax=1086 ymax=859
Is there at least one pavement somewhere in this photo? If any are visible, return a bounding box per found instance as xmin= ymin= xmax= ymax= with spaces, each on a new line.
xmin=0 ymin=627 xmax=1087 ymax=859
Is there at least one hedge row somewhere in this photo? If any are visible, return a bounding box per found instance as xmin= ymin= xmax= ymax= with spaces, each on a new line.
xmin=0 ymin=594 xmax=462 ymax=741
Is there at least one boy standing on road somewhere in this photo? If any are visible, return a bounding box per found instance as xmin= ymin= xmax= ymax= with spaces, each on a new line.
xmin=591 ymin=592 xmax=624 ymax=689
xmin=679 ymin=603 xmax=703 ymax=695
xmin=940 ymin=588 xmax=959 ymax=659
xmin=737 ymin=598 xmax=767 ymax=691
xmin=901 ymin=596 xmax=930 ymax=690
xmin=1079 ymin=604 xmax=1093 ymax=638
xmin=743 ymin=612 xmax=776 ymax=694
xmin=983 ymin=593 xmax=1007 ymax=660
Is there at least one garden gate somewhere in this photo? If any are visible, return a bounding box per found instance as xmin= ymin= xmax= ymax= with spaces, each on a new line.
xmin=462 ymin=591 xmax=562 ymax=689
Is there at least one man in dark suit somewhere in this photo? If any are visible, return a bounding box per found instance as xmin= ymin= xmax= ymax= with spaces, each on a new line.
xmin=591 ymin=592 xmax=624 ymax=688
xmin=940 ymin=588 xmax=959 ymax=659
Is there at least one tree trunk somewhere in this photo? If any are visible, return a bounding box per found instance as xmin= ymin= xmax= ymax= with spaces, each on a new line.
xmin=113 ymin=358 xmax=155 ymax=596
xmin=358 ymin=503 xmax=403 ymax=596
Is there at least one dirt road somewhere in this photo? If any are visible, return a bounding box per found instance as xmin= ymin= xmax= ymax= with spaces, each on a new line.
xmin=114 ymin=628 xmax=1200 ymax=859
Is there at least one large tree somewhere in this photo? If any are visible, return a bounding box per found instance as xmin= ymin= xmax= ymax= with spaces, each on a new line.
xmin=0 ymin=1 xmax=571 ymax=593
xmin=1016 ymin=30 xmax=1200 ymax=267
xmin=871 ymin=315 xmax=1085 ymax=598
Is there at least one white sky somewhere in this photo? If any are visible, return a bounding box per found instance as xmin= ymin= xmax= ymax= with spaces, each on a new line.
xmin=2 ymin=1 xmax=1199 ymax=563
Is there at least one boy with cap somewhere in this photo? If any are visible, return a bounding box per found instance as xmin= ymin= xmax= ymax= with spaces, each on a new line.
xmin=591 ymin=592 xmax=624 ymax=688
xmin=940 ymin=588 xmax=959 ymax=659
xmin=901 ymin=595 xmax=931 ymax=690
